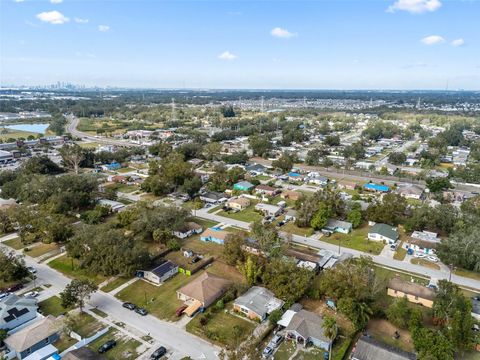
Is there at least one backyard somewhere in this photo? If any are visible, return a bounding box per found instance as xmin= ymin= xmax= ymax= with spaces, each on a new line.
xmin=321 ymin=225 xmax=385 ymax=255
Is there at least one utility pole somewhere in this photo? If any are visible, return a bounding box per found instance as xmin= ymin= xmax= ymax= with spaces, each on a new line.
xmin=171 ymin=98 xmax=176 ymax=121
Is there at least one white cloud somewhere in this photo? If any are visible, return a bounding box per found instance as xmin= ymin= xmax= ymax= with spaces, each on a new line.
xmin=36 ymin=11 xmax=69 ymax=24
xmin=451 ymin=38 xmax=465 ymax=47
xmin=74 ymin=17 xmax=89 ymax=24
xmin=421 ymin=35 xmax=445 ymax=45
xmin=387 ymin=0 xmax=442 ymax=14
xmin=50 ymin=0 xmax=63 ymax=3
xmin=271 ymin=27 xmax=296 ymax=39
xmin=13 ymin=0 xmax=25 ymax=3
xmin=98 ymin=25 xmax=110 ymax=32
xmin=218 ymin=51 xmax=237 ymax=61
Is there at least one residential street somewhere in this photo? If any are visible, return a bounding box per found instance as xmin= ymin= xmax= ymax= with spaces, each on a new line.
xmin=0 ymin=234 xmax=220 ymax=360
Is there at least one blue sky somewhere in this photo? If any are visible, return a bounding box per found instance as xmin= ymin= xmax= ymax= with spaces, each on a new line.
xmin=1 ymin=0 xmax=479 ymax=89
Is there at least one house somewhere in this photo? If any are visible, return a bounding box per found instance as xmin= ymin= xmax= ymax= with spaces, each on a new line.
xmin=226 ymin=197 xmax=251 ymax=211
xmin=387 ymin=277 xmax=436 ymax=308
xmin=102 ymin=161 xmax=121 ymax=171
xmin=368 ymin=223 xmax=399 ymax=244
xmin=281 ymin=190 xmax=302 ymax=201
xmin=233 ymin=286 xmax=284 ymax=321
xmin=254 ymin=185 xmax=277 ymax=197
xmin=351 ymin=335 xmax=417 ymax=360
xmin=363 ymin=183 xmax=390 ymax=193
xmin=200 ymin=228 xmax=230 ymax=244
xmin=177 ymin=272 xmax=231 ymax=309
xmin=138 ymin=260 xmax=178 ymax=284
xmin=199 ymin=191 xmax=228 ymax=204
xmin=471 ymin=298 xmax=480 ymax=321
xmin=233 ymin=181 xmax=255 ymax=192
xmin=242 ymin=237 xmax=266 ymax=256
xmin=0 ymin=294 xmax=38 ymax=330
xmin=63 ymin=347 xmax=106 ymax=360
xmin=287 ymin=172 xmax=304 ymax=182
xmin=111 ymin=175 xmax=127 ymax=183
xmin=309 ymin=176 xmax=328 ymax=186
xmin=245 ymin=164 xmax=267 ymax=174
xmin=285 ymin=310 xmax=332 ymax=350
xmin=173 ymin=222 xmax=203 ymax=239
xmin=406 ymin=231 xmax=439 ymax=255
xmin=97 ymin=199 xmax=126 ymax=213
xmin=4 ymin=315 xmax=60 ymax=360
xmin=337 ymin=180 xmax=357 ymax=191
xmin=323 ymin=219 xmax=352 ymax=234
xmin=255 ymin=203 xmax=283 ymax=217
xmin=396 ymin=184 xmax=425 ymax=200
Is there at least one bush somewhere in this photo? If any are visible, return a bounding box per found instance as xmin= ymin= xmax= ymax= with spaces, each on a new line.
xmin=215 ymin=299 xmax=224 ymax=310
xmin=167 ymin=239 xmax=181 ymax=251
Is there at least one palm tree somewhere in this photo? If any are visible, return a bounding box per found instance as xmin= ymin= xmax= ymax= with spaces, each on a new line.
xmin=323 ymin=316 xmax=338 ymax=360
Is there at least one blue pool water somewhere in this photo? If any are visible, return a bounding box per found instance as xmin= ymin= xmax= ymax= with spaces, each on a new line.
xmin=4 ymin=123 xmax=49 ymax=133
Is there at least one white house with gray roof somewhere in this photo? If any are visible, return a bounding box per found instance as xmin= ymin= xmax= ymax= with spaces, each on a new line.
xmin=284 ymin=309 xmax=332 ymax=350
xmin=0 ymin=294 xmax=38 ymax=331
xmin=368 ymin=223 xmax=399 ymax=244
xmin=233 ymin=286 xmax=284 ymax=322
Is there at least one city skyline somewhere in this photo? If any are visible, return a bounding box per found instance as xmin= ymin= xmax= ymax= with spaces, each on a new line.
xmin=1 ymin=0 xmax=479 ymax=90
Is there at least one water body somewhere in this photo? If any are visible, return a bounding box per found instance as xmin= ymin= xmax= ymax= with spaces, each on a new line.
xmin=4 ymin=123 xmax=49 ymax=133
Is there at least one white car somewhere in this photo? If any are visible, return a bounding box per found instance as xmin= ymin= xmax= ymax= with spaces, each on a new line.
xmin=427 ymin=256 xmax=439 ymax=262
xmin=23 ymin=291 xmax=39 ymax=298
xmin=414 ymin=253 xmax=426 ymax=258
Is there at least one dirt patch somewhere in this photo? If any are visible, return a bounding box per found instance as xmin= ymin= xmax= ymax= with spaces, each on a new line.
xmin=366 ymin=319 xmax=414 ymax=352
xmin=300 ymin=298 xmax=354 ymax=335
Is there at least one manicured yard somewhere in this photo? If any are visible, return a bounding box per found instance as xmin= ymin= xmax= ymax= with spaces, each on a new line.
xmin=3 ymin=237 xmax=25 ymax=250
xmin=217 ymin=204 xmax=263 ymax=223
xmin=186 ymin=308 xmax=255 ymax=349
xmin=116 ymin=271 xmax=203 ymax=321
xmin=281 ymin=222 xmax=314 ymax=237
xmin=39 ymin=296 xmax=72 ymax=316
xmin=322 ymin=225 xmax=385 ymax=255
xmin=410 ymin=258 xmax=440 ymax=270
xmin=454 ymin=268 xmax=480 ymax=281
xmin=68 ymin=312 xmax=105 ymax=338
xmin=373 ymin=265 xmax=429 ymax=286
xmin=87 ymin=328 xmax=142 ymax=360
xmin=24 ymin=242 xmax=59 ymax=258
xmin=48 ymin=255 xmax=108 ymax=285
xmin=101 ymin=277 xmax=132 ymax=293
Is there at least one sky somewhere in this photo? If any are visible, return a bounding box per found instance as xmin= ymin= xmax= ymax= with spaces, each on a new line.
xmin=1 ymin=0 xmax=479 ymax=90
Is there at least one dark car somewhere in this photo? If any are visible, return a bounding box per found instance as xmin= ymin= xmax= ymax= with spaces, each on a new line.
xmin=189 ymin=256 xmax=201 ymax=264
xmin=176 ymin=305 xmax=188 ymax=317
xmin=135 ymin=307 xmax=148 ymax=316
xmin=98 ymin=340 xmax=116 ymax=353
xmin=122 ymin=302 xmax=136 ymax=310
xmin=150 ymin=346 xmax=167 ymax=359
xmin=7 ymin=283 xmax=23 ymax=293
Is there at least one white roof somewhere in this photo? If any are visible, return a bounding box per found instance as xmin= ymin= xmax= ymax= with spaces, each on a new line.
xmin=23 ymin=344 xmax=58 ymax=360
xmin=277 ymin=309 xmax=297 ymax=327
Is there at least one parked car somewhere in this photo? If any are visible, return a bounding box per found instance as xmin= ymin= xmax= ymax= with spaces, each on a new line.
xmin=122 ymin=302 xmax=136 ymax=310
xmin=268 ymin=334 xmax=284 ymax=348
xmin=390 ymin=243 xmax=398 ymax=251
xmin=98 ymin=340 xmax=116 ymax=353
xmin=0 ymin=292 xmax=8 ymax=300
xmin=176 ymin=305 xmax=188 ymax=317
xmin=276 ymin=221 xmax=286 ymax=228
xmin=150 ymin=346 xmax=167 ymax=359
xmin=189 ymin=256 xmax=201 ymax=264
xmin=23 ymin=291 xmax=39 ymax=298
xmin=414 ymin=253 xmax=426 ymax=258
xmin=135 ymin=307 xmax=148 ymax=316
xmin=427 ymin=256 xmax=439 ymax=262
xmin=262 ymin=346 xmax=274 ymax=359
xmin=6 ymin=283 xmax=23 ymax=293
xmin=27 ymin=266 xmax=37 ymax=274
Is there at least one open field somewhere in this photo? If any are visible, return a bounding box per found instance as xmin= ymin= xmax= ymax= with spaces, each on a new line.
xmin=48 ymin=255 xmax=109 ymax=285
xmin=0 ymin=129 xmax=39 ymax=140
xmin=24 ymin=242 xmax=60 ymax=258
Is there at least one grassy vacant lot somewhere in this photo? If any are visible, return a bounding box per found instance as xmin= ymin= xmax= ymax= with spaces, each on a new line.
xmin=186 ymin=308 xmax=255 ymax=349
xmin=374 ymin=265 xmax=429 ymax=286
xmin=24 ymin=242 xmax=59 ymax=258
xmin=116 ymin=272 xmax=203 ymax=321
xmin=117 ymin=167 xmax=135 ymax=173
xmin=322 ymin=225 xmax=385 ymax=255
xmin=0 ymin=129 xmax=39 ymax=140
xmin=182 ymin=236 xmax=224 ymax=259
xmin=282 ymin=222 xmax=314 ymax=237
xmin=69 ymin=312 xmax=105 ymax=338
xmin=87 ymin=328 xmax=142 ymax=360
xmin=101 ymin=277 xmax=132 ymax=293
xmin=39 ymin=296 xmax=72 ymax=317
xmin=217 ymin=203 xmax=263 ymax=223
xmin=454 ymin=268 xmax=480 ymax=281
xmin=78 ymin=142 xmax=101 ymax=149
xmin=410 ymin=258 xmax=440 ymax=270
xmin=3 ymin=237 xmax=25 ymax=250
xmin=48 ymin=255 xmax=108 ymax=285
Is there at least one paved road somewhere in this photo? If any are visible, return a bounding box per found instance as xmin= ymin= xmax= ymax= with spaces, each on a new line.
xmin=194 ymin=208 xmax=480 ymax=291
xmin=0 ymin=234 xmax=220 ymax=360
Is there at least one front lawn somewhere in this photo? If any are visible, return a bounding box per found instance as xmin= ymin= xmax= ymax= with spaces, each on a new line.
xmin=54 ymin=335 xmax=77 ymax=353
xmin=393 ymin=243 xmax=407 ymax=261
xmin=3 ymin=237 xmax=25 ymax=250
xmin=100 ymin=277 xmax=132 ymax=293
xmin=186 ymin=308 xmax=255 ymax=349
xmin=192 ymin=217 xmax=219 ymax=229
xmin=48 ymin=255 xmax=108 ymax=285
xmin=454 ymin=268 xmax=480 ymax=281
xmin=68 ymin=312 xmax=105 ymax=338
xmin=116 ymin=271 xmax=203 ymax=321
xmin=217 ymin=203 xmax=263 ymax=223
xmin=87 ymin=329 xmax=142 ymax=360
xmin=24 ymin=242 xmax=59 ymax=258
xmin=410 ymin=258 xmax=440 ymax=270
xmin=39 ymin=296 xmax=73 ymax=317
xmin=282 ymin=222 xmax=314 ymax=237
xmin=322 ymin=225 xmax=384 ymax=255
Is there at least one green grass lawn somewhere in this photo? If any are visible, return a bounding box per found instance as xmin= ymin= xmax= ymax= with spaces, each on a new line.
xmin=186 ymin=308 xmax=255 ymax=349
xmin=69 ymin=312 xmax=105 ymax=338
xmin=192 ymin=217 xmax=219 ymax=229
xmin=410 ymin=258 xmax=440 ymax=270
xmin=393 ymin=243 xmax=407 ymax=261
xmin=253 ymin=175 xmax=272 ymax=181
xmin=48 ymin=255 xmax=108 ymax=285
xmin=24 ymin=242 xmax=59 ymax=258
xmin=87 ymin=329 xmax=142 ymax=360
xmin=293 ymin=347 xmax=326 ymax=360
xmin=116 ymin=272 xmax=203 ymax=321
xmin=91 ymin=308 xmax=109 ymax=318
xmin=322 ymin=225 xmax=385 ymax=255
xmin=3 ymin=237 xmax=25 ymax=250
xmin=39 ymin=296 xmax=73 ymax=316
xmin=274 ymin=341 xmax=297 ymax=360
xmin=101 ymin=277 xmax=132 ymax=293
xmin=0 ymin=129 xmax=39 ymax=140
xmin=207 ymin=205 xmax=222 ymax=213
xmin=282 ymin=222 xmax=314 ymax=237
xmin=78 ymin=142 xmax=101 ymax=149
xmin=54 ymin=335 xmax=77 ymax=353
xmin=217 ymin=202 xmax=262 ymax=223
xmin=374 ymin=265 xmax=429 ymax=286
xmin=117 ymin=167 xmax=135 ymax=173
xmin=454 ymin=268 xmax=480 ymax=281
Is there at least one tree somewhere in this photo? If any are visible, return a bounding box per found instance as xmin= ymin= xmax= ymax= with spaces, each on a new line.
xmin=338 ymin=297 xmax=372 ymax=330
xmin=250 ymin=221 xmax=282 ymax=256
xmin=248 ymin=135 xmax=272 ymax=157
xmin=365 ymin=193 xmax=407 ymax=226
xmin=388 ymin=152 xmax=407 ymax=165
xmin=0 ymin=249 xmax=29 ymax=282
xmin=223 ymin=234 xmax=245 ymax=266
xmin=347 ymin=208 xmax=362 ymax=228
xmin=324 ymin=135 xmax=340 ymax=146
xmin=59 ymin=144 xmax=85 ymax=174
xmin=272 ymin=153 xmax=294 ymax=173
xmin=437 ymin=224 xmax=480 ymax=272
xmin=237 ymin=256 xmax=262 ymax=286
xmin=203 ymin=142 xmax=222 ymax=161
xmin=181 ymin=176 xmax=203 ymax=198
xmin=60 ymin=279 xmax=98 ymax=312
xmin=221 ymin=105 xmax=236 ymax=118
xmin=310 ymin=203 xmax=332 ymax=230
xmin=269 ymin=309 xmax=283 ymax=325
xmin=426 ymin=177 xmax=452 ymax=193
xmin=323 ymin=316 xmax=338 ymax=360
xmin=387 ymin=297 xmax=412 ymax=329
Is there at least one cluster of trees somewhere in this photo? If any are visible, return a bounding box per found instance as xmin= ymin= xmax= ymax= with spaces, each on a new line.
xmin=272 ymin=153 xmax=296 ymax=173
xmin=0 ymin=249 xmax=29 ymax=284
xmin=362 ymin=121 xmax=402 ymax=140
xmin=365 ymin=193 xmax=407 ymax=226
xmin=208 ymin=165 xmax=246 ymax=192
xmin=343 ymin=142 xmax=365 ymax=160
xmin=388 ymin=152 xmax=407 ymax=165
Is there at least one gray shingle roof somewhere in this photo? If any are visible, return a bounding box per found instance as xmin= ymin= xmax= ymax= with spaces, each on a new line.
xmin=352 ymin=336 xmax=416 ymax=360
xmin=286 ymin=310 xmax=330 ymax=344
xmin=234 ymin=286 xmax=283 ymax=318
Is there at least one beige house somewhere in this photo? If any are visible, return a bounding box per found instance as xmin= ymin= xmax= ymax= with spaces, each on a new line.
xmin=177 ymin=272 xmax=231 ymax=308
xmin=387 ymin=277 xmax=436 ymax=308
xmin=226 ymin=197 xmax=251 ymax=211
